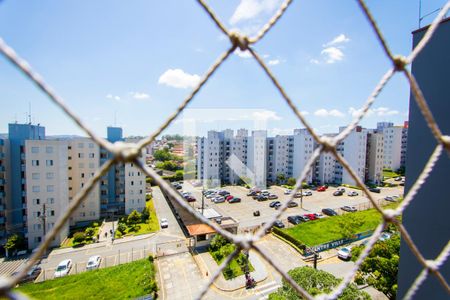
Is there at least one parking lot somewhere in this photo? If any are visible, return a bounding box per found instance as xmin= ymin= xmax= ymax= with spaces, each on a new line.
xmin=181 ymin=182 xmax=404 ymax=230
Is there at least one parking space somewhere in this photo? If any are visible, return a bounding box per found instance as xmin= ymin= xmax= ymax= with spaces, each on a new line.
xmin=181 ymin=182 xmax=403 ymax=230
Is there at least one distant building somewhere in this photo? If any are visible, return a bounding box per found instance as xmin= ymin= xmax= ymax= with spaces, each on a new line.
xmin=0 ymin=137 xmax=10 ymax=244
xmin=366 ymin=130 xmax=384 ymax=184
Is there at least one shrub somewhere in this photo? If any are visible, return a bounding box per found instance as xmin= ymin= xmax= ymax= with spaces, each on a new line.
xmin=92 ymin=222 xmax=99 ymax=227
xmin=117 ymin=222 xmax=127 ymax=234
xmin=127 ymin=210 xmax=142 ymax=225
xmin=73 ymin=232 xmax=85 ymax=243
xmin=148 ymin=255 xmax=155 ymax=262
xmin=141 ymin=207 xmax=150 ymax=221
xmin=115 ymin=231 xmax=123 ymax=239
xmin=223 ymin=265 xmax=234 ymax=279
xmin=85 ymin=227 xmax=95 ymax=238
xmin=209 ymin=234 xmax=229 ymax=252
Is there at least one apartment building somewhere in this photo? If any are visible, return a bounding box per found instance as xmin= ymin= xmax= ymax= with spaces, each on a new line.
xmin=366 ymin=130 xmax=384 ymax=184
xmin=292 ymin=129 xmax=315 ymax=183
xmin=25 ymin=140 xmax=69 ymax=249
xmin=247 ymin=130 xmax=267 ymax=188
xmin=382 ymin=125 xmax=404 ymax=171
xmin=0 ymin=138 xmax=9 ymax=243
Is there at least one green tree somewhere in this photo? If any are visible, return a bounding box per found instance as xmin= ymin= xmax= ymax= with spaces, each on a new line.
xmin=156 ymin=161 xmax=180 ymax=171
xmin=153 ymin=149 xmax=172 ymax=162
xmin=127 ymin=210 xmax=142 ymax=225
xmin=5 ymin=234 xmax=26 ymax=253
xmin=141 ymin=207 xmax=150 ymax=222
xmin=269 ymin=266 xmax=370 ymax=300
xmin=117 ymin=222 xmax=127 ymax=234
xmin=276 ymin=173 xmax=286 ymax=185
xmin=287 ymin=177 xmax=297 ymax=187
xmin=209 ymin=234 xmax=229 ymax=252
xmin=84 ymin=227 xmax=95 ymax=238
xmin=73 ymin=232 xmax=85 ymax=244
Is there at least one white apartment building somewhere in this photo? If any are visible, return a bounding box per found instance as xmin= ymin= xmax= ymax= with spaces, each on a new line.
xmin=67 ymin=139 xmax=100 ymax=226
xmin=124 ymin=160 xmax=146 ymax=215
xmin=292 ymin=129 xmax=315 ymax=183
xmin=228 ymin=129 xmax=248 ymax=184
xmin=247 ymin=130 xmax=267 ymax=187
xmin=335 ymin=127 xmax=367 ymax=186
xmin=382 ymin=126 xmax=404 ymax=171
xmin=315 ymin=147 xmax=336 ymax=184
xmin=267 ymin=135 xmax=293 ymax=183
xmin=25 ymin=140 xmax=69 ymax=249
xmin=366 ymin=131 xmax=384 ymax=184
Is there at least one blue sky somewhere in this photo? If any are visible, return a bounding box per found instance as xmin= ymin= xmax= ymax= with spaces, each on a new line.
xmin=0 ymin=0 xmax=447 ymax=138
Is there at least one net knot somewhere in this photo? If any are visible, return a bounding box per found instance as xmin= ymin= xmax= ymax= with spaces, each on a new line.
xmin=383 ymin=209 xmax=397 ymax=222
xmin=111 ymin=142 xmax=141 ymax=163
xmin=393 ymin=55 xmax=408 ymax=71
xmin=319 ymin=136 xmax=336 ymax=152
xmin=229 ymin=31 xmax=249 ymax=51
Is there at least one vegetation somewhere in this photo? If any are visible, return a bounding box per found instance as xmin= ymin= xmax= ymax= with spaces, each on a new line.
xmin=153 ymin=148 xmax=182 ymax=163
xmin=282 ymin=207 xmax=392 ymax=246
xmin=156 ymin=160 xmax=182 ymax=171
xmin=61 ymin=222 xmax=100 ymax=248
xmin=115 ymin=200 xmax=159 ymax=238
xmin=383 ymin=168 xmax=400 ymax=179
xmin=352 ymin=234 xmax=401 ymax=299
xmin=162 ymin=170 xmax=184 ymax=182
xmin=5 ymin=234 xmax=26 ymax=255
xmin=276 ymin=173 xmax=286 ymax=184
xmin=209 ymin=235 xmax=254 ymax=280
xmin=163 ymin=134 xmax=184 ymax=141
xmin=269 ymin=266 xmax=370 ymax=299
xmin=16 ymin=258 xmax=157 ymax=299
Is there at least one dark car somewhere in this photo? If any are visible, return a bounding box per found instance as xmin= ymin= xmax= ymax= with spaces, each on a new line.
xmin=322 ymin=208 xmax=338 ymax=216
xmin=369 ymin=187 xmax=381 ymax=193
xmin=287 ymin=201 xmax=299 ymax=208
xmin=253 ymin=210 xmax=260 ymax=216
xmin=299 ymin=215 xmax=310 ymax=222
xmin=218 ymin=190 xmax=230 ymax=196
xmin=274 ymin=202 xmax=282 ymax=209
xmin=228 ymin=197 xmax=241 ymax=203
xmin=185 ymin=196 xmax=196 ymax=202
xmin=269 ymin=201 xmax=281 ymax=208
xmin=247 ymin=191 xmax=258 ymax=196
xmin=287 ymin=215 xmax=302 ymax=225
xmin=256 ymin=195 xmax=268 ymax=201
xmin=268 ymin=194 xmax=278 ymax=200
xmin=333 ymin=190 xmax=343 ymax=196
xmin=273 ymin=220 xmax=285 ymax=228
xmin=12 ymin=265 xmax=42 ymax=284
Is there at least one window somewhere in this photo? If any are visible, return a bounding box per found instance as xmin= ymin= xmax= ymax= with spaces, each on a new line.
xmin=131 ymin=181 xmax=134 ymax=186
xmin=46 ymin=172 xmax=54 ymax=179
xmin=32 ymin=173 xmax=40 ymax=180
xmin=79 ymin=163 xmax=84 ymax=168
xmin=33 ymin=198 xmax=40 ymax=205
xmin=50 ymin=210 xmax=55 ymax=216
xmin=46 ymin=160 xmax=54 ymax=166
xmin=31 ymin=147 xmax=39 ymax=153
xmin=46 ymin=146 xmax=53 ymax=153
xmin=89 ymin=153 xmax=95 ymax=158
xmin=78 ymin=143 xmax=84 ymax=148
xmin=47 ymin=185 xmax=54 ymax=192
xmin=47 ymin=198 xmax=54 ymax=204
xmin=35 ymin=236 xmax=42 ymax=243
xmin=32 ymin=160 xmax=39 ymax=166
xmin=88 ymin=143 xmax=94 ymax=148
xmin=81 ymin=173 xmax=85 ymax=178
xmin=89 ymin=163 xmax=95 ymax=169
xmin=32 ymin=186 xmax=40 ymax=193
xmin=78 ymin=153 xmax=84 ymax=158
xmin=33 ymin=224 xmax=41 ymax=231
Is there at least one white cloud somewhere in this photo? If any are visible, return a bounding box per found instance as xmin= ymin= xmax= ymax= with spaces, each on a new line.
xmin=251 ymin=110 xmax=281 ymax=121
xmin=268 ymin=59 xmax=280 ymax=65
xmin=314 ymin=108 xmax=345 ymax=118
xmin=229 ymin=0 xmax=282 ymax=25
xmin=158 ymin=68 xmax=201 ymax=89
xmin=323 ymin=34 xmax=350 ymax=47
xmin=130 ymin=92 xmax=150 ymax=100
xmin=321 ymin=47 xmax=344 ymax=64
xmin=234 ymin=49 xmax=252 ymax=58
xmin=309 ymin=58 xmax=320 ymax=64
xmin=348 ymin=106 xmax=399 ymax=118
xmin=106 ymin=94 xmax=121 ymax=101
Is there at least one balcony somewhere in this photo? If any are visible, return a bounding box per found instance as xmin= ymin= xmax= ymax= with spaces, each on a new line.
xmin=0 ymin=178 xmax=4 ymax=185
xmin=22 ymin=203 xmax=27 ymax=209
xmin=0 ymin=166 xmax=4 ymax=172
xmin=0 ymin=191 xmax=4 ymax=198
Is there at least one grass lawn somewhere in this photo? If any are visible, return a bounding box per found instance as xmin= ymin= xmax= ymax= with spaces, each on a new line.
xmin=210 ymin=248 xmax=255 ymax=280
xmin=283 ymin=202 xmax=400 ymax=246
xmin=60 ymin=224 xmax=101 ymax=248
xmin=16 ymin=258 xmax=157 ymax=299
xmin=383 ymin=169 xmax=400 ymax=179
xmin=116 ymin=199 xmax=159 ymax=238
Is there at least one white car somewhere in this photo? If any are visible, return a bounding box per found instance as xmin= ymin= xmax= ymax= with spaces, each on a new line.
xmin=213 ymin=196 xmax=225 ymax=203
xmin=284 ymin=189 xmax=292 ymax=195
xmin=54 ymin=259 xmax=72 ymax=278
xmin=337 ymin=187 xmax=346 ymax=192
xmin=302 ymin=191 xmax=312 ymax=196
xmin=313 ymin=213 xmax=325 ymax=219
xmin=379 ymin=232 xmax=392 ymax=241
xmin=347 ymin=191 xmax=358 ymax=196
xmin=86 ymin=255 xmax=101 ymax=271
xmin=160 ymin=218 xmax=169 ymax=228
xmin=337 ymin=247 xmax=352 ymax=260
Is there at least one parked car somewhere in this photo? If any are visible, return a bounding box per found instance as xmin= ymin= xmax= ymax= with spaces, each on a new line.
xmin=304 ymin=213 xmax=317 ymax=220
xmin=274 ymin=202 xmax=282 ymax=209
xmin=284 ymin=189 xmax=292 ymax=195
xmin=218 ymin=190 xmax=230 ymax=196
xmin=322 ymin=208 xmax=338 ymax=216
xmin=384 ymin=195 xmax=399 ymax=202
xmin=293 ymin=192 xmax=302 ymax=198
xmin=225 ymin=195 xmax=234 ymax=201
xmin=269 ymin=201 xmax=281 ymax=208
xmin=160 ymin=218 xmax=169 ymax=228
xmin=185 ymin=196 xmax=196 ymax=202
xmin=341 ymin=206 xmax=357 ymax=212
xmin=213 ymin=197 xmax=225 ymax=203
xmin=298 ymin=215 xmax=310 ymax=222
xmin=337 ymin=247 xmax=352 ymax=260
xmin=287 ymin=201 xmax=299 ymax=208
xmin=302 ymin=191 xmax=312 ymax=196
xmin=313 ymin=212 xmax=325 ymax=219
xmin=333 ymin=190 xmax=344 ymax=196
xmin=86 ymin=255 xmax=101 ymax=271
xmin=12 ymin=265 xmax=42 ymax=283
xmin=347 ymin=191 xmax=358 ymax=196
xmin=379 ymin=232 xmax=392 ymax=241
xmin=273 ymin=220 xmax=285 ymax=228
xmin=253 ymin=210 xmax=260 ymax=216
xmin=395 ymin=176 xmax=403 ymax=181
xmin=206 ymin=193 xmax=216 ymax=199
xmin=247 ymin=191 xmax=258 ymax=196
xmin=268 ymin=194 xmax=278 ymax=200
xmin=317 ymin=186 xmax=327 ymax=192
xmin=369 ymin=187 xmax=381 ymax=193
xmin=54 ymin=259 xmax=72 ymax=278
xmin=287 ymin=215 xmax=302 ymax=225
xmin=256 ymin=195 xmax=269 ymax=201
xmin=337 ymin=187 xmax=346 ymax=192
xmin=228 ymin=197 xmax=241 ymax=203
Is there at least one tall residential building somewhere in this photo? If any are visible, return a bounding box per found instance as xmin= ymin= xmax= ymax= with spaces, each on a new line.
xmin=25 ymin=140 xmax=69 ymax=249
xmin=267 ymin=135 xmax=293 ymax=183
xmin=366 ymin=130 xmax=384 ymax=184
xmin=0 ymin=137 xmax=10 ymax=243
xmin=292 ymin=129 xmax=315 ymax=183
xmin=382 ymin=124 xmax=404 ymax=171
xmin=7 ymin=123 xmax=45 ymax=234
xmin=247 ymin=130 xmax=267 ymax=187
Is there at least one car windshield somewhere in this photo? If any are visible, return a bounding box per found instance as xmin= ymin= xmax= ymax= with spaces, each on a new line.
xmin=88 ymin=261 xmax=94 ymax=266
xmin=341 ymin=248 xmax=349 ymax=253
xmin=56 ymin=265 xmax=66 ymax=271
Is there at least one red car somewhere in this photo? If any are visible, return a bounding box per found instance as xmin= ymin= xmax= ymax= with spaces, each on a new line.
xmin=304 ymin=213 xmax=317 ymax=220
xmin=317 ymin=186 xmax=327 ymax=192
xmin=226 ymin=195 xmax=234 ymax=201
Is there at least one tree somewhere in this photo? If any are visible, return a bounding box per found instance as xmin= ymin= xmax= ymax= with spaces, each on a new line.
xmin=73 ymin=232 xmax=85 ymax=243
xmin=84 ymin=227 xmax=95 ymax=238
xmin=153 ymin=149 xmax=172 ymax=162
xmin=141 ymin=207 xmax=150 ymax=222
xmin=156 ymin=161 xmax=180 ymax=171
xmin=209 ymin=234 xmax=229 ymax=252
xmin=5 ymin=234 xmax=26 ymax=253
xmin=269 ymin=266 xmax=370 ymax=300
xmin=351 ymin=234 xmax=400 ymax=299
xmin=127 ymin=210 xmax=142 ymax=225
xmin=117 ymin=222 xmax=127 ymax=234
xmin=287 ymin=177 xmax=297 ymax=187
xmin=276 ymin=173 xmax=286 ymax=185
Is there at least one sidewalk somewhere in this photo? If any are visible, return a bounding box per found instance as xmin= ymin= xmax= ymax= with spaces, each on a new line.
xmin=194 ymin=249 xmax=268 ymax=291
xmin=99 ymin=221 xmax=118 ymax=242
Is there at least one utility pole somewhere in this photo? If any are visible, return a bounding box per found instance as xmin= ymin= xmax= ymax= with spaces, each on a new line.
xmin=40 ymin=203 xmax=47 ymax=238
xmin=300 ymin=184 xmax=303 ymax=209
xmin=201 ymin=186 xmax=205 ymax=216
